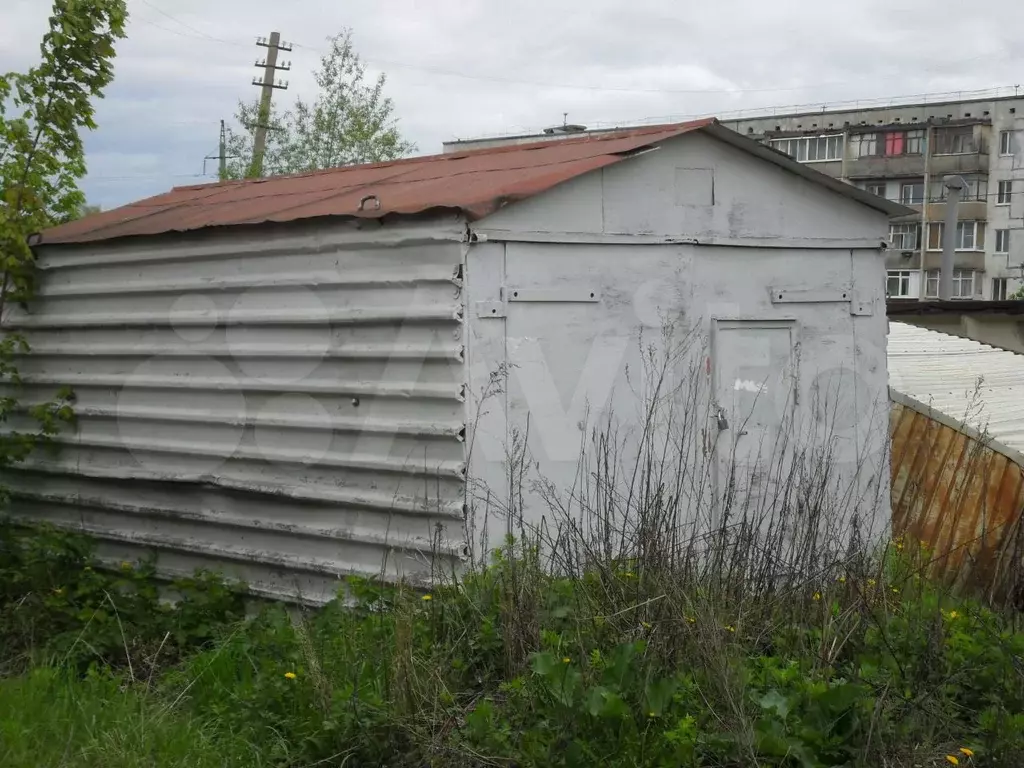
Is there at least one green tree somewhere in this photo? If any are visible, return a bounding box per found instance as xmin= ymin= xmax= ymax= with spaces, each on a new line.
xmin=0 ymin=0 xmax=126 ymax=476
xmin=223 ymin=31 xmax=415 ymax=180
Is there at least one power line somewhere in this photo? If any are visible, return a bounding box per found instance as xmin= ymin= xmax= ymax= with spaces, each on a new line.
xmin=134 ymin=0 xmax=246 ymax=47
xmin=85 ymin=173 xmax=210 ymax=182
xmin=290 ymin=40 xmax=1020 ymax=96
xmin=124 ymin=17 xmax=1022 ymax=98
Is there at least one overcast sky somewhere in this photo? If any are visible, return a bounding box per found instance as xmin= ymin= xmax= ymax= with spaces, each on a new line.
xmin=3 ymin=0 xmax=1023 ymax=210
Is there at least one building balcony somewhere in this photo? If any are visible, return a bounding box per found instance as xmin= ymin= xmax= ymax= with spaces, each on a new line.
xmin=846 ymin=154 xmax=926 ymax=179
xmin=890 ymin=199 xmax=988 ymax=224
xmin=845 ymin=150 xmax=989 ymax=180
xmin=929 ymin=151 xmax=990 ymax=176
xmin=884 ymin=251 xmax=986 ymax=271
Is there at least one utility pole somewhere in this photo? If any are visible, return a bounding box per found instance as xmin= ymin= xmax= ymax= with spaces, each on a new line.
xmin=204 ymin=120 xmax=238 ymax=180
xmin=219 ymin=119 xmax=227 ymax=179
xmin=249 ymin=32 xmax=291 ymax=178
xmin=939 ymin=175 xmax=965 ymax=300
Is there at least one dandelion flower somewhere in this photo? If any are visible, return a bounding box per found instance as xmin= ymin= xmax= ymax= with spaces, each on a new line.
xmin=120 ymin=561 xmax=132 ymax=570
xmin=284 ymin=672 xmax=297 ymax=680
xmin=648 ymin=711 xmax=656 ymax=718
xmin=891 ymin=587 xmax=900 ymax=595
xmin=562 ymin=657 xmax=571 ymax=664
xmin=837 ymin=575 xmax=847 ymax=584
xmin=686 ymin=616 xmax=696 ymax=624
xmin=724 ymin=625 xmax=736 ymax=633
xmin=948 ymin=610 xmax=959 ymax=620
xmin=946 ymin=756 xmax=959 ymax=765
xmin=640 ymin=621 xmax=652 ymax=630
xmin=813 ymin=592 xmax=822 ymax=601
xmin=867 ymin=579 xmax=877 ymax=587
xmin=421 ymin=594 xmax=432 ymax=602
xmin=959 ymin=747 xmax=974 ymax=757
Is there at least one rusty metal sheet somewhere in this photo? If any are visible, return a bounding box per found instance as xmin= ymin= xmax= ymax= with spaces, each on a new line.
xmin=35 ymin=118 xmax=904 ymax=247
xmin=36 ymin=121 xmax=716 ymax=246
xmin=890 ymin=398 xmax=1024 ymax=603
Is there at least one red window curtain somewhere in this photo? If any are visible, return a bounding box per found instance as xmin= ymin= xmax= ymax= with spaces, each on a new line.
xmin=885 ymin=132 xmax=905 ymax=156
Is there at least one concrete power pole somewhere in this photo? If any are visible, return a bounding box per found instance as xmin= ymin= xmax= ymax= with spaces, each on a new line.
xmin=249 ymin=32 xmax=291 ymax=178
xmin=219 ymin=119 xmax=227 ymax=179
xmin=939 ymin=175 xmax=965 ymax=300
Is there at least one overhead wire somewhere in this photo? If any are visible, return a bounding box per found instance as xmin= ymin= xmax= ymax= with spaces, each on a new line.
xmin=134 ymin=0 xmax=247 ymax=47
xmin=123 ymin=9 xmax=1020 ymax=98
xmin=99 ymin=2 xmax=1023 ymax=199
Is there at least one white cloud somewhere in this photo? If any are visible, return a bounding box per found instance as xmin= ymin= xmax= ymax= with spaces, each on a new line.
xmin=2 ymin=0 xmax=1022 ymax=209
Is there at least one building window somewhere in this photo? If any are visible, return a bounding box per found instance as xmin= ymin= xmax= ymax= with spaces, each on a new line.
xmin=905 ymin=129 xmax=925 ymax=155
xmin=900 ymin=181 xmax=924 ymax=205
xmin=931 ymin=175 xmax=987 ymax=202
xmin=889 ymin=223 xmax=920 ymax=250
xmin=852 ymin=133 xmax=877 ymax=157
xmin=884 ymin=132 xmax=905 ymax=156
xmin=1000 ymin=130 xmax=1014 ymax=156
xmin=886 ymin=270 xmax=916 ymax=298
xmin=997 ymin=180 xmax=1013 ymax=205
xmin=769 ymin=134 xmax=844 ymax=163
xmin=925 ymin=268 xmax=975 ymax=298
xmin=881 ymin=129 xmax=924 ymax=156
xmin=993 ymin=277 xmax=1008 ymax=301
xmin=865 ymin=181 xmax=887 ymax=198
xmin=927 ymin=221 xmax=984 ymax=251
xmin=933 ymin=126 xmax=976 ymax=155
xmin=995 ymin=228 xmax=1010 ymax=254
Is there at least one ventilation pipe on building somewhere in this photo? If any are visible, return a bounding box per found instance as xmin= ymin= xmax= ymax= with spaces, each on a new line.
xmin=939 ymin=175 xmax=965 ymax=300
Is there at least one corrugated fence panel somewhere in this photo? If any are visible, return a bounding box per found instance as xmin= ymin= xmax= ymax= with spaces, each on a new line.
xmin=3 ymin=220 xmax=469 ymax=604
xmin=890 ymin=398 xmax=1024 ymax=604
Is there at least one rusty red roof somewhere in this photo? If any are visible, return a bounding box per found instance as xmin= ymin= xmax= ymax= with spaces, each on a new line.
xmin=36 ymin=118 xmax=906 ymax=246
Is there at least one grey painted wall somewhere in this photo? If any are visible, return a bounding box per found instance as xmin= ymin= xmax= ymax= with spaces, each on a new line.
xmin=7 ymin=219 xmax=468 ymax=604
xmin=465 ymin=132 xmax=893 ymax=554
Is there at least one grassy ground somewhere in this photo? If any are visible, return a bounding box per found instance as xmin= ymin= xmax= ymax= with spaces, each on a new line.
xmin=0 ymin=667 xmax=255 ymax=768
xmin=2 ymin=521 xmax=1023 ymax=767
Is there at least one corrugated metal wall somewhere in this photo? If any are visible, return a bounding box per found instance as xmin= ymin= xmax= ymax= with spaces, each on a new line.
xmin=890 ymin=394 xmax=1024 ymax=603
xmin=3 ymin=220 xmax=469 ymax=604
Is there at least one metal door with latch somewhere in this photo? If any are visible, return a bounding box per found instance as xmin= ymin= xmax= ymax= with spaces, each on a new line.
xmin=711 ymin=319 xmax=799 ymax=519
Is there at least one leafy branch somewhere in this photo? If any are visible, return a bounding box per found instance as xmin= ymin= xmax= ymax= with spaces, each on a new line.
xmin=223 ymin=30 xmax=415 ymax=180
xmin=0 ymin=0 xmax=127 ymax=486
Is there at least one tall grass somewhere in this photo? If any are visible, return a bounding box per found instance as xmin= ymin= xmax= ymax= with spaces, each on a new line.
xmin=1 ymin=329 xmax=1023 ymax=765
xmin=0 ymin=666 xmax=257 ymax=768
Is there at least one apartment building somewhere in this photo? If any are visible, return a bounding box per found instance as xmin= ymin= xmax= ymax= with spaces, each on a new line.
xmin=720 ymin=96 xmax=1024 ymax=300
xmin=445 ymin=93 xmax=1024 ymax=300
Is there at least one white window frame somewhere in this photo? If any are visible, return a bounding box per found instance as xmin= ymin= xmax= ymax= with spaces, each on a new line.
xmin=769 ymin=134 xmax=844 ymax=163
xmin=888 ymin=223 xmax=919 ymax=250
xmin=993 ymin=277 xmax=1008 ymax=301
xmin=886 ymin=270 xmax=916 ymax=298
xmin=995 ymin=228 xmax=1010 ymax=254
xmin=1000 ymin=130 xmax=1014 ymax=156
xmin=899 ymin=181 xmax=924 ymax=205
xmin=925 ymin=268 xmax=975 ymax=299
xmin=905 ymin=129 xmax=925 ymax=155
xmin=854 ymin=133 xmax=877 ymax=157
xmin=997 ymin=180 xmax=1013 ymax=205
xmin=927 ymin=221 xmax=983 ymax=252
xmin=865 ymin=181 xmax=887 ymax=198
